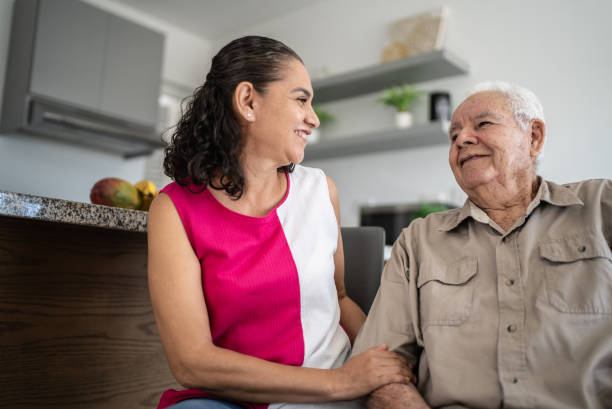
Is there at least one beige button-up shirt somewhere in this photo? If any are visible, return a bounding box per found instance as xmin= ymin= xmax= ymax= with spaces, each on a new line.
xmin=352 ymin=178 xmax=612 ymax=409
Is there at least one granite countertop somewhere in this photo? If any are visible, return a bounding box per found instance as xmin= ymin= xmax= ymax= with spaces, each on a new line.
xmin=0 ymin=190 xmax=147 ymax=232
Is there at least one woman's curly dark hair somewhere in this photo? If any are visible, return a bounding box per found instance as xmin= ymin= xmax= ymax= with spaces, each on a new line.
xmin=163 ymin=36 xmax=303 ymax=199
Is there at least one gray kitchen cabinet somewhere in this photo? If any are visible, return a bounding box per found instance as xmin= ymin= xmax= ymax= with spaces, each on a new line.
xmin=30 ymin=0 xmax=107 ymax=112
xmin=1 ymin=0 xmax=165 ymax=156
xmin=29 ymin=0 xmax=163 ymax=129
xmin=100 ymin=15 xmax=164 ymax=127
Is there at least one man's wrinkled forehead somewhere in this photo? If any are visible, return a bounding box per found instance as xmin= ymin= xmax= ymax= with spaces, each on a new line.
xmin=449 ymin=92 xmax=510 ymax=130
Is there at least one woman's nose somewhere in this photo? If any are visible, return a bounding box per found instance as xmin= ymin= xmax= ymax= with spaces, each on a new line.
xmin=307 ymin=105 xmax=320 ymax=129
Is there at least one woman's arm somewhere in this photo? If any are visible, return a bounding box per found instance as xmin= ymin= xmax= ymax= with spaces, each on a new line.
xmin=326 ymin=175 xmax=366 ymax=343
xmin=148 ymin=193 xmax=412 ymax=403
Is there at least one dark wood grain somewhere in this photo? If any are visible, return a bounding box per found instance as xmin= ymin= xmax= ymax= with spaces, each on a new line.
xmin=0 ymin=215 xmax=180 ymax=408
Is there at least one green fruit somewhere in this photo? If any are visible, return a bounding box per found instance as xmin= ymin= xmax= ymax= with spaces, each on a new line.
xmin=90 ymin=177 xmax=142 ymax=210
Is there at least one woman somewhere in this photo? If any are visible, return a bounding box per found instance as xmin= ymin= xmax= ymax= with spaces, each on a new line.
xmin=147 ymin=36 xmax=411 ymax=409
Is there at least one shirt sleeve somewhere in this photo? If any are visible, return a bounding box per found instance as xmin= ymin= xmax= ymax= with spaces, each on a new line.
xmin=351 ymin=229 xmax=420 ymax=368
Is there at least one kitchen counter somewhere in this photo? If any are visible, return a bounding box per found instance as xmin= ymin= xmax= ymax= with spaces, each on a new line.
xmin=0 ymin=189 xmax=148 ymax=232
xmin=0 ymin=190 xmax=176 ymax=408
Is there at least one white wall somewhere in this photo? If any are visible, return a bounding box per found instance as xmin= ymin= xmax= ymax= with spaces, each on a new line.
xmin=0 ymin=0 xmax=212 ymax=202
xmin=214 ymin=0 xmax=612 ymax=226
xmin=3 ymin=0 xmax=611 ymax=210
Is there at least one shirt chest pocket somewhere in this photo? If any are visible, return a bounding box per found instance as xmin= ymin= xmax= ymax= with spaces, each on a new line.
xmin=417 ymin=257 xmax=478 ymax=330
xmin=540 ymin=232 xmax=612 ymax=315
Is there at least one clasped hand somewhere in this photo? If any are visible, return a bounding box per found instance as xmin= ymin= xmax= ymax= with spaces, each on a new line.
xmin=332 ymin=344 xmax=415 ymax=400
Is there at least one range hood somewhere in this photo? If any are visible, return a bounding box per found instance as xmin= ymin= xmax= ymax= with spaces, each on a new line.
xmin=1 ymin=0 xmax=165 ymax=158
xmin=20 ymin=95 xmax=162 ymax=158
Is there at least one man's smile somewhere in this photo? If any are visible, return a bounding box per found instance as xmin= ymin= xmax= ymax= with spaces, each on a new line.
xmin=460 ymin=154 xmax=490 ymax=167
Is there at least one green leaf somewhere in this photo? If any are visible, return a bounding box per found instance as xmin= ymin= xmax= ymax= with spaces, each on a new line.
xmin=377 ymin=84 xmax=425 ymax=112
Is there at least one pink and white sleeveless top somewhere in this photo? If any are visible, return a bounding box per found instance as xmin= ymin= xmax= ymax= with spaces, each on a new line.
xmin=157 ymin=165 xmax=358 ymax=409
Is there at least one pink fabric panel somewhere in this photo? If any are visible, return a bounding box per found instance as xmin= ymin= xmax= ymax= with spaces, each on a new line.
xmin=157 ymin=179 xmax=303 ymax=409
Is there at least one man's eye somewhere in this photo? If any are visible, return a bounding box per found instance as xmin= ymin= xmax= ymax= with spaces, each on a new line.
xmin=450 ymin=134 xmax=457 ymax=142
xmin=478 ymin=121 xmax=491 ymax=127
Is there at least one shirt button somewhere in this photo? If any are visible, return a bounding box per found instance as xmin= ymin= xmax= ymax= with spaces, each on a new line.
xmin=579 ymin=245 xmax=587 ymax=252
xmin=507 ymin=324 xmax=517 ymax=333
xmin=512 ymin=377 xmax=518 ymax=384
xmin=505 ymin=279 xmax=515 ymax=286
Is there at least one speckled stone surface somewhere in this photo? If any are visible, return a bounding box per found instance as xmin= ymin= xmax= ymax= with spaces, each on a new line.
xmin=0 ymin=190 xmax=147 ymax=232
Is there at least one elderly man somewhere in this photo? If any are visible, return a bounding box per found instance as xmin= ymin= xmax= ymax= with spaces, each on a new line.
xmin=352 ymin=82 xmax=612 ymax=409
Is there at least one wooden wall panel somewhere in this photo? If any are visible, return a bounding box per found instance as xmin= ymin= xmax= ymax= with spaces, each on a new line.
xmin=0 ymin=216 xmax=180 ymax=408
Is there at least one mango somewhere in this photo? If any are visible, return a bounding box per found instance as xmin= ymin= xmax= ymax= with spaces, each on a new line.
xmin=134 ymin=180 xmax=157 ymax=211
xmin=90 ymin=177 xmax=142 ymax=210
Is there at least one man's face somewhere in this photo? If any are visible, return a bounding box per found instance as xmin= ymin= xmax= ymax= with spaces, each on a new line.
xmin=448 ymin=91 xmax=535 ymax=194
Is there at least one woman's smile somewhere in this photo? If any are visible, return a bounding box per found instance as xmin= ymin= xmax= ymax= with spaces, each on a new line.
xmin=294 ymin=129 xmax=310 ymax=143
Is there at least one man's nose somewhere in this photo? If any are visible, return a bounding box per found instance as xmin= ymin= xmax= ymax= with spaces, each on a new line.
xmin=456 ymin=129 xmax=478 ymax=147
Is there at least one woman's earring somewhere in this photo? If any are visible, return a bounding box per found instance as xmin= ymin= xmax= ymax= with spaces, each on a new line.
xmin=247 ymin=111 xmax=252 ymax=118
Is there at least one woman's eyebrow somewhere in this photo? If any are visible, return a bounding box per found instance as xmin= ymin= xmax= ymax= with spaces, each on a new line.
xmin=291 ymin=87 xmax=312 ymax=98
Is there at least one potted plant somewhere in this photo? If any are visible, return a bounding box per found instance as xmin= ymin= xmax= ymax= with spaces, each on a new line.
xmin=377 ymin=84 xmax=424 ymax=128
xmin=310 ymin=105 xmax=335 ymax=143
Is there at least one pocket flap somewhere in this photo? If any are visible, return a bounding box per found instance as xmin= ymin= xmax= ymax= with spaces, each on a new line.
xmin=417 ymin=256 xmax=478 ymax=288
xmin=539 ymin=232 xmax=612 ymax=263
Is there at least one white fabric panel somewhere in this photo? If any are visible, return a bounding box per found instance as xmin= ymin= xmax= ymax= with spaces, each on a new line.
xmin=274 ymin=165 xmax=361 ymax=409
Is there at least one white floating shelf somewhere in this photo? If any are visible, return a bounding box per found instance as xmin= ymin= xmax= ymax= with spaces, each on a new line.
xmin=312 ymin=50 xmax=469 ymax=103
xmin=304 ymin=121 xmax=450 ymax=160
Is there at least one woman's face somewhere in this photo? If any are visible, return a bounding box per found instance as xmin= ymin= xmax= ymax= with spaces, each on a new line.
xmin=245 ymin=58 xmax=320 ymax=166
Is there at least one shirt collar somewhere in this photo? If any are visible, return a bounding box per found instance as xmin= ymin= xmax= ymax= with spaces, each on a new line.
xmin=437 ymin=199 xmax=472 ymax=232
xmin=539 ymin=179 xmax=584 ymax=207
xmin=437 ymin=178 xmax=583 ymax=232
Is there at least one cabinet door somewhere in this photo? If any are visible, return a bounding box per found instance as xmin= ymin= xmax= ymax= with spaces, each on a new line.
xmin=99 ymin=15 xmax=164 ymax=129
xmin=30 ymin=0 xmax=107 ymax=111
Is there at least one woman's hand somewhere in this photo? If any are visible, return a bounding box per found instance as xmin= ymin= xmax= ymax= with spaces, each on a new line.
xmin=330 ymin=344 xmax=415 ymax=400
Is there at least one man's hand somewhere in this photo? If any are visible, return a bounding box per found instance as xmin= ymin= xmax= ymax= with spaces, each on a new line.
xmin=367 ymin=383 xmax=430 ymax=409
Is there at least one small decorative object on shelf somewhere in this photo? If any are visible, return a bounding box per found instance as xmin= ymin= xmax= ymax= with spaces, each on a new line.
xmin=395 ymin=111 xmax=413 ymax=129
xmin=377 ymin=84 xmax=425 ymax=129
xmin=430 ymin=91 xmax=451 ymax=121
xmin=310 ymin=105 xmax=335 ymax=143
xmin=381 ymin=7 xmax=448 ymax=63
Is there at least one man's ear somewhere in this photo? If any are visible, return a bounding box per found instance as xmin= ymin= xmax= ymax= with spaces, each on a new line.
xmin=529 ymin=119 xmax=546 ymax=158
xmin=233 ymin=81 xmax=256 ymax=122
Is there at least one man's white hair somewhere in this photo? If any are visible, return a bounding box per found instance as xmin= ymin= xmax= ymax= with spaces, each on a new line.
xmin=462 ymin=81 xmax=545 ymax=130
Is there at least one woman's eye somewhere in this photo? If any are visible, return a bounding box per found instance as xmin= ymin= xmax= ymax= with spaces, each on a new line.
xmin=297 ymin=97 xmax=307 ymax=104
